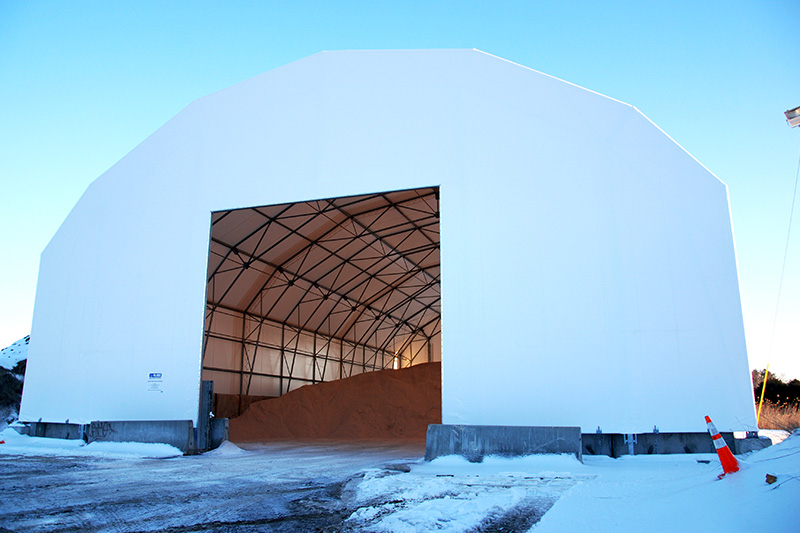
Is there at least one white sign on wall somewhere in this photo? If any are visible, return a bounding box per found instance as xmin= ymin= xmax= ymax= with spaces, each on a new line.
xmin=147 ymin=372 xmax=163 ymax=393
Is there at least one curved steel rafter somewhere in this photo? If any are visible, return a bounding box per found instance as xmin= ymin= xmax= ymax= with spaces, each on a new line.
xmin=202 ymin=187 xmax=441 ymax=403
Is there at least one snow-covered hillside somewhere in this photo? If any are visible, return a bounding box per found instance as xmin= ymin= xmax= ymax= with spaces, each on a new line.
xmin=0 ymin=336 xmax=28 ymax=371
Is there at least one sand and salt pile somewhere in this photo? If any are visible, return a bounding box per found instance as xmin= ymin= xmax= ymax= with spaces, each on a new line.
xmin=230 ymin=362 xmax=441 ymax=442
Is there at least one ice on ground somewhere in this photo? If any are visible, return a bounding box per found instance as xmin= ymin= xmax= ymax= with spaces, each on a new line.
xmin=0 ymin=427 xmax=182 ymax=459
xmin=1 ymin=430 xmax=798 ymax=531
xmin=345 ymin=454 xmax=589 ymax=531
xmin=344 ymin=436 xmax=800 ymax=532
xmin=366 ymin=487 xmax=529 ymax=533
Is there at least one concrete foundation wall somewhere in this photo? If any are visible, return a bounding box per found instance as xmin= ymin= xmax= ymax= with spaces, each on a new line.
xmin=86 ymin=420 xmax=196 ymax=452
xmin=26 ymin=422 xmax=84 ymax=440
xmin=425 ymin=426 xmax=772 ymax=462
xmin=210 ymin=418 xmax=229 ymax=449
xmin=21 ymin=419 xmax=231 ymax=454
xmin=732 ymin=436 xmax=772 ymax=454
xmin=426 ymin=424 xmax=583 ymax=462
xmin=582 ymin=432 xmax=772 ymax=457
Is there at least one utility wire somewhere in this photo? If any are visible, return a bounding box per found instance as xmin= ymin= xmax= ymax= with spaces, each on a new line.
xmin=768 ymin=147 xmax=800 ymax=360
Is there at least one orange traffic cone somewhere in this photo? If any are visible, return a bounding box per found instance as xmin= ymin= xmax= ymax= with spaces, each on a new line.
xmin=705 ymin=415 xmax=739 ymax=478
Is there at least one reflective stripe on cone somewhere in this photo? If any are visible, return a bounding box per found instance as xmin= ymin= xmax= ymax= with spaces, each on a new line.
xmin=705 ymin=415 xmax=739 ymax=478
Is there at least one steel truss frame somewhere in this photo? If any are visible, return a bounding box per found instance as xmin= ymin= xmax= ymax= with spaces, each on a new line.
xmin=201 ymin=186 xmax=441 ymax=406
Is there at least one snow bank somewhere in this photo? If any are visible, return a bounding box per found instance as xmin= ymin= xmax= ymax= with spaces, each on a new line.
xmin=535 ymin=431 xmax=800 ymax=531
xmin=360 ymin=488 xmax=529 ymax=533
xmin=758 ymin=429 xmax=791 ymax=445
xmin=0 ymin=336 xmax=27 ymax=370
xmin=344 ymin=436 xmax=800 ymax=531
xmin=202 ymin=440 xmax=249 ymax=457
xmin=346 ymin=454 xmax=589 ymax=531
xmin=1 ymin=421 xmax=797 ymax=530
xmin=0 ymin=427 xmax=182 ymax=459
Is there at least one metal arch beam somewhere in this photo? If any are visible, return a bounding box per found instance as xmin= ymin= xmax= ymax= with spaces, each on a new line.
xmin=247 ymin=190 xmax=438 ymax=298
xmin=372 ymin=289 xmax=442 ymax=353
xmin=232 ymin=198 xmax=395 ymax=314
xmin=206 ymin=203 xmax=346 ymax=312
xmin=247 ymin=190 xmax=428 ymax=274
xmin=345 ymin=273 xmax=440 ymax=351
xmin=203 ymin=186 xmax=442 ymax=395
xmin=211 ymin=230 xmax=440 ymax=339
xmin=332 ymin=242 xmax=439 ymax=339
xmin=206 ymin=193 xmax=372 ymax=311
xmin=211 ymin=221 xmax=281 ymax=314
xmin=271 ymin=213 xmax=438 ymax=338
xmin=207 ymin=188 xmax=435 ymax=294
xmin=206 ymin=202 xmax=295 ymax=282
xmin=212 ymin=195 xmax=439 ymax=325
xmin=376 ymin=301 xmax=442 ymax=356
xmin=372 ymin=296 xmax=440 ymax=355
xmin=380 ymin=190 xmax=439 ymax=247
xmin=263 ymin=202 xmax=399 ymax=302
xmin=281 ymin=258 xmax=414 ymax=367
xmin=292 ymin=223 xmax=439 ymax=310
xmin=327 ymin=193 xmax=439 ymax=285
xmin=327 ymin=271 xmax=434 ymax=368
xmin=209 ymin=237 xmax=427 ymax=335
xmin=204 ymin=301 xmax=393 ymax=355
xmin=295 ymin=218 xmax=439 ymax=292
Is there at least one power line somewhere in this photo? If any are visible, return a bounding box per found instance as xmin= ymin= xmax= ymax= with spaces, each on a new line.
xmin=767 ymin=146 xmax=800 ymax=360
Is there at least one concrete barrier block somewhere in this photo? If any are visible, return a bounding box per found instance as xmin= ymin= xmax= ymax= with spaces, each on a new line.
xmin=614 ymin=432 xmax=731 ymax=456
xmin=426 ymin=424 xmax=582 ymax=463
xmin=583 ymin=432 xmax=745 ymax=457
xmin=733 ymin=437 xmax=772 ymax=455
xmin=582 ymin=433 xmax=613 ymax=456
xmin=24 ymin=422 xmax=84 ymax=440
xmin=86 ymin=420 xmax=195 ymax=452
xmin=210 ymin=418 xmax=229 ymax=449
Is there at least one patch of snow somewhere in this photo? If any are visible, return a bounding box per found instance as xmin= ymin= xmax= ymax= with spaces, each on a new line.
xmin=345 ymin=454 xmax=588 ymax=531
xmin=0 ymin=408 xmax=18 ymax=433
xmin=0 ymin=427 xmax=182 ymax=459
xmin=342 ymin=438 xmax=800 ymax=531
xmin=0 ymin=437 xmax=797 ymax=530
xmin=534 ymin=431 xmax=800 ymax=531
xmin=371 ymin=487 xmax=528 ymax=533
xmin=758 ymin=429 xmax=791 ymax=445
xmin=202 ymin=440 xmax=249 ymax=457
xmin=0 ymin=335 xmax=28 ymax=370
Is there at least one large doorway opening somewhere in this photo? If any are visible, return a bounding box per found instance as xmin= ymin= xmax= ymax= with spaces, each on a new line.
xmin=201 ymin=186 xmax=441 ymax=425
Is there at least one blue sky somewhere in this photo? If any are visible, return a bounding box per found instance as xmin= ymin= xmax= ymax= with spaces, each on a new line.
xmin=1 ymin=1 xmax=799 ymax=378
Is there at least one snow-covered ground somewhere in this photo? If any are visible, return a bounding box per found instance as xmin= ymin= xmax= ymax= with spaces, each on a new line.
xmin=534 ymin=437 xmax=800 ymax=531
xmin=344 ymin=454 xmax=585 ymax=531
xmin=0 ymin=427 xmax=182 ymax=459
xmin=343 ymin=434 xmax=800 ymax=531
xmin=1 ymin=428 xmax=798 ymax=532
xmin=0 ymin=335 xmax=28 ymax=370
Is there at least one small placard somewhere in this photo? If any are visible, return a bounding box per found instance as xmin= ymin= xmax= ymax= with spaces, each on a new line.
xmin=147 ymin=372 xmax=164 ymax=393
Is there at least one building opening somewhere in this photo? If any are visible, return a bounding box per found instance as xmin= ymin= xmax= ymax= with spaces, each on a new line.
xmin=201 ymin=186 xmax=441 ymax=438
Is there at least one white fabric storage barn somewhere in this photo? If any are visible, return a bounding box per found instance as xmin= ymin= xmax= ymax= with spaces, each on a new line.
xmin=20 ymin=49 xmax=756 ymax=434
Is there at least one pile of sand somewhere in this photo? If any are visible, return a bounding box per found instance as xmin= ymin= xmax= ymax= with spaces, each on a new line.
xmin=229 ymin=362 xmax=441 ymax=442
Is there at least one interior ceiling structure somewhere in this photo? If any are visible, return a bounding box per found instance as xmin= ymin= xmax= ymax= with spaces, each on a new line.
xmin=205 ymin=187 xmax=441 ymax=356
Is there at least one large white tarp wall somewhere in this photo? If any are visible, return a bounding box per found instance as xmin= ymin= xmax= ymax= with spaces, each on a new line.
xmin=21 ymin=49 xmax=755 ymax=432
